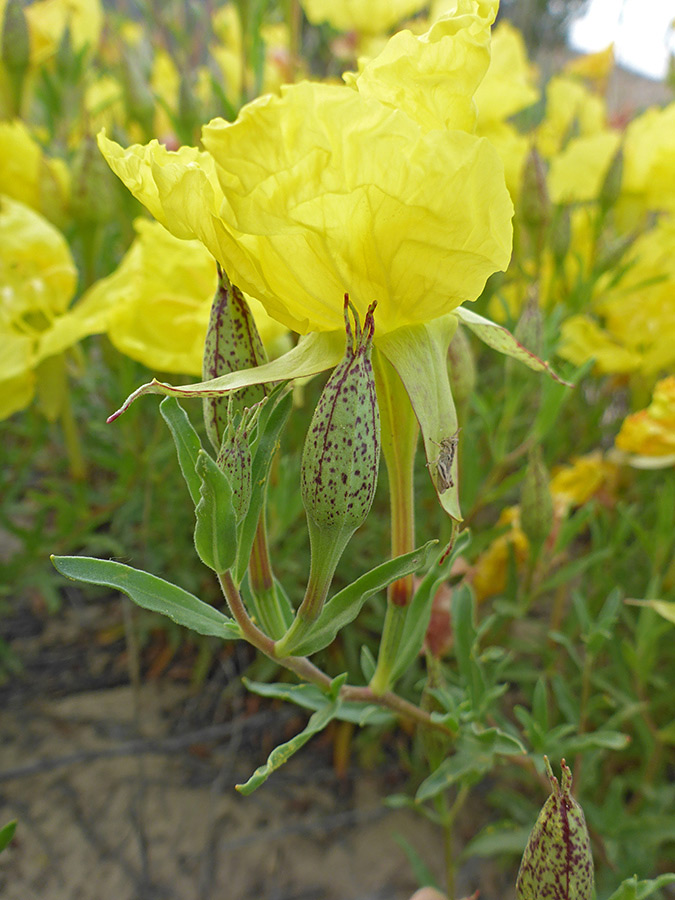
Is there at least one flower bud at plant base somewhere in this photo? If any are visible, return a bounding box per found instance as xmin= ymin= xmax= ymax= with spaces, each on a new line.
xmin=516 ymin=758 xmax=594 ymax=900
xmin=299 ymin=297 xmax=380 ymax=618
xmin=202 ymin=266 xmax=267 ymax=451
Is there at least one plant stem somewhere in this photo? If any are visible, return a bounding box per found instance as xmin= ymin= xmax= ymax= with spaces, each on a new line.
xmin=218 ymin=571 xmax=451 ymax=734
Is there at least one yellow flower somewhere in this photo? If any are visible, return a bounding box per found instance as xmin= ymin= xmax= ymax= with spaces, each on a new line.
xmin=100 ymin=79 xmax=512 ymax=337
xmin=536 ymin=75 xmax=607 ymax=159
xmin=82 ymin=219 xmax=288 ymax=375
xmin=548 ymin=130 xmax=621 ymax=204
xmin=615 ymin=376 xmax=675 ymax=462
xmin=563 ymin=44 xmax=614 ymax=90
xmin=550 ymin=451 xmax=619 ymax=508
xmin=0 ymin=119 xmax=70 ymax=225
xmin=559 ymin=216 xmax=675 ymax=377
xmin=0 ymin=195 xmax=110 ymax=420
xmin=299 ymin=0 xmax=428 ymax=35
xmin=472 ymin=506 xmax=529 ymax=602
xmin=474 ymin=21 xmax=538 ymax=125
xmin=621 ymin=103 xmax=675 ymax=216
xmin=21 ymin=0 xmax=103 ymax=63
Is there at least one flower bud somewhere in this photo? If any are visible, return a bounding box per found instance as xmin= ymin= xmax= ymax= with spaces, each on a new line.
xmin=550 ymin=205 xmax=571 ymax=269
xmin=516 ymin=758 xmax=594 ymax=900
xmin=514 ymin=291 xmax=543 ymax=360
xmin=520 ymin=446 xmax=553 ymax=555
xmin=216 ymin=400 xmax=265 ymax=523
xmin=70 ymin=135 xmax=117 ymax=226
xmin=447 ymin=325 xmax=475 ymax=414
xmin=520 ymin=146 xmax=551 ymax=234
xmin=202 ymin=265 xmax=267 ymax=451
xmin=301 ymin=297 xmax=380 ymax=538
xmin=1 ymin=0 xmax=30 ymax=115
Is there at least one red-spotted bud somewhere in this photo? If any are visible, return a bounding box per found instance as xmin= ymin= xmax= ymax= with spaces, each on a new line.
xmin=516 ymin=758 xmax=594 ymax=900
xmin=298 ymin=297 xmax=380 ymax=621
xmin=202 ymin=265 xmax=267 ymax=451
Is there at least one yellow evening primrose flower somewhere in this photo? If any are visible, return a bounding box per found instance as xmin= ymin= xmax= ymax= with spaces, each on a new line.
xmin=300 ymin=0 xmax=428 ymax=35
xmin=548 ymin=130 xmax=621 ymax=204
xmin=550 ymin=451 xmax=619 ymax=509
xmin=536 ymin=75 xmax=607 ymax=159
xmin=0 ymin=195 xmax=110 ymax=420
xmin=472 ymin=506 xmax=529 ymax=602
xmin=621 ymin=103 xmax=675 ymax=216
xmin=474 ymin=21 xmax=538 ymax=124
xmin=563 ymin=44 xmax=614 ymax=91
xmin=558 ymin=315 xmax=642 ymax=374
xmin=82 ymin=218 xmax=288 ymax=375
xmin=0 ymin=119 xmax=70 ymax=226
xmin=24 ymin=0 xmax=103 ymax=63
xmin=614 ymin=376 xmax=675 ymax=463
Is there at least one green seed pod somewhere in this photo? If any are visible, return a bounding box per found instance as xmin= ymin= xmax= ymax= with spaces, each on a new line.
xmin=599 ymin=145 xmax=623 ymax=213
xmin=516 ymin=758 xmax=594 ymax=900
xmin=70 ymin=135 xmax=117 ymax=226
xmin=194 ymin=450 xmax=238 ymax=573
xmin=202 ymin=265 xmax=267 ymax=451
xmin=301 ymin=297 xmax=380 ymax=538
xmin=550 ymin=205 xmax=572 ymax=269
xmin=520 ymin=445 xmax=554 ymax=555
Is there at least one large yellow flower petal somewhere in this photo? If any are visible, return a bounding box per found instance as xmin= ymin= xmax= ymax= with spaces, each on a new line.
xmin=300 ymin=0 xmax=428 ymax=34
xmin=201 ymin=80 xmax=512 ymax=335
xmin=347 ymin=0 xmax=497 ymax=133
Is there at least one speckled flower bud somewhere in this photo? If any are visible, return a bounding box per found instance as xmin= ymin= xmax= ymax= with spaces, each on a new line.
xmin=202 ymin=265 xmax=267 ymax=451
xmin=216 ymin=400 xmax=264 ymax=523
xmin=301 ymin=297 xmax=380 ymax=538
xmin=516 ymin=758 xmax=594 ymax=900
xmin=520 ymin=446 xmax=554 ymax=555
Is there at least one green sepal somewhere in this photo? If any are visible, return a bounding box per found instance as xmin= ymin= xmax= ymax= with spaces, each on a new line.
xmin=51 ymin=555 xmax=241 ymax=640
xmin=241 ymin=574 xmax=294 ymax=640
xmin=389 ymin=530 xmax=472 ymax=684
xmin=235 ymin=674 xmax=347 ymax=794
xmin=159 ymin=396 xmax=203 ymax=505
xmin=194 ymin=450 xmax=238 ymax=573
xmin=284 ymin=540 xmax=438 ymax=657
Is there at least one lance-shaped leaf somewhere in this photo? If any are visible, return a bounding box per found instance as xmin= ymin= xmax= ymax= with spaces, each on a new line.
xmin=377 ymin=314 xmax=461 ymax=521
xmin=236 ymin=674 xmax=346 ymax=794
xmin=243 ymin=678 xmax=395 ymax=726
xmin=0 ymin=820 xmax=17 ymax=855
xmin=107 ymin=331 xmax=344 ymax=422
xmin=194 ymin=450 xmax=238 ymax=573
xmin=285 ymin=539 xmax=439 ymax=657
xmin=455 ymin=307 xmax=571 ymax=384
xmin=51 ymin=556 xmax=241 ymax=639
xmin=159 ymin=396 xmax=203 ymax=504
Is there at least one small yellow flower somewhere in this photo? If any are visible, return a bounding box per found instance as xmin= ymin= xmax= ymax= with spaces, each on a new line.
xmin=472 ymin=506 xmax=529 ymax=602
xmin=21 ymin=0 xmax=103 ymax=63
xmin=0 ymin=119 xmax=70 ymax=226
xmin=615 ymin=377 xmax=675 ymax=461
xmin=83 ymin=219 xmax=288 ymax=375
xmin=536 ymin=76 xmax=607 ymax=159
xmin=563 ymin=44 xmax=614 ymax=90
xmin=621 ymin=103 xmax=675 ymax=216
xmin=548 ymin=131 xmax=621 ymax=204
xmin=474 ymin=21 xmax=539 ymax=125
xmin=0 ymin=195 xmax=110 ymax=419
xmin=550 ymin=451 xmax=619 ymax=509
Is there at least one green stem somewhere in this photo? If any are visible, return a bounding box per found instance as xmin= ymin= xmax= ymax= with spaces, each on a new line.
xmin=217 ymin=572 xmax=450 ymax=734
xmin=60 ymin=389 xmax=87 ymax=480
xmin=248 ymin=511 xmax=287 ymax=639
xmin=369 ymin=603 xmax=407 ymax=696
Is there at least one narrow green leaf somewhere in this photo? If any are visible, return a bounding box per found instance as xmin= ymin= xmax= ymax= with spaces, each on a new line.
xmin=460 ymin=823 xmax=531 ymax=860
xmin=236 ymin=682 xmax=343 ymax=794
xmin=456 ymin=306 xmax=570 ymax=384
xmin=605 ymin=874 xmax=675 ymax=900
xmin=0 ymin=820 xmax=17 ymax=854
xmin=194 ymin=450 xmax=237 ymax=573
xmin=51 ymin=556 xmax=241 ymax=640
xmin=159 ymin=396 xmax=203 ymax=505
xmin=243 ymin=678 xmax=394 ymax=726
xmin=108 ymin=331 xmax=343 ymax=422
xmin=393 ymin=835 xmax=441 ymax=890
xmin=625 ymin=598 xmax=675 ymax=626
xmin=288 ymin=540 xmax=438 ymax=656
xmin=390 ymin=530 xmax=472 ymax=683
